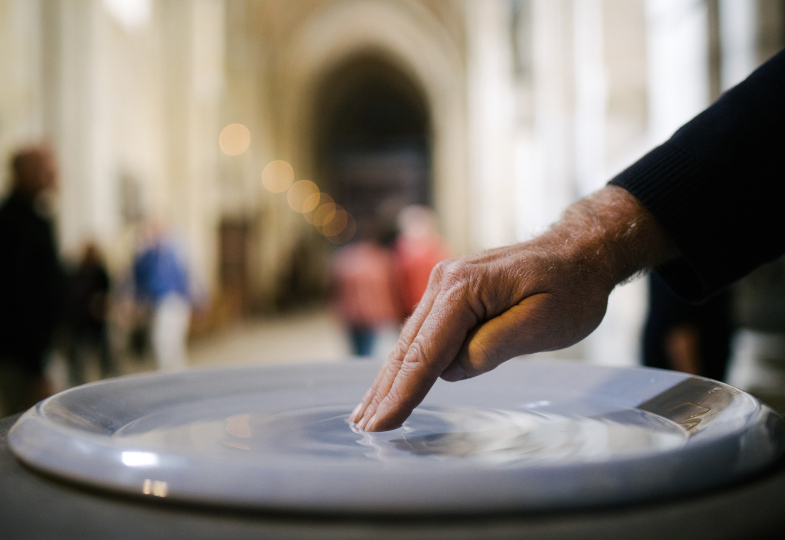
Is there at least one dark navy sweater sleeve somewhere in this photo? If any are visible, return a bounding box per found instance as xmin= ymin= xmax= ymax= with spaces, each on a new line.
xmin=609 ymin=48 xmax=785 ymax=302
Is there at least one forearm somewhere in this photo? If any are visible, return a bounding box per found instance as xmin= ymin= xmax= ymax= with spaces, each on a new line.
xmin=539 ymin=185 xmax=678 ymax=292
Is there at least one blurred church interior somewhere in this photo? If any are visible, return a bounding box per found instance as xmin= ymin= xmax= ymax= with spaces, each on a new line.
xmin=1 ymin=0 xmax=784 ymax=397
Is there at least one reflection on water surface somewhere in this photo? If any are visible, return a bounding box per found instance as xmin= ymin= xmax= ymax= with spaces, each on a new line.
xmin=116 ymin=403 xmax=687 ymax=466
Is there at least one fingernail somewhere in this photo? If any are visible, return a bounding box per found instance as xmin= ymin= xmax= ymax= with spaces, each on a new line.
xmin=365 ymin=414 xmax=377 ymax=432
xmin=350 ymin=403 xmax=362 ymax=421
xmin=357 ymin=415 xmax=369 ymax=430
xmin=441 ymin=363 xmax=468 ymax=382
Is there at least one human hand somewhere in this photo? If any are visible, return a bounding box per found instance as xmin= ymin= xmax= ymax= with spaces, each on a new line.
xmin=350 ymin=186 xmax=676 ymax=431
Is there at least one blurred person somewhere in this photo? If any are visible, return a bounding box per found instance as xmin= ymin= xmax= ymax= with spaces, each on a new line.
xmin=643 ymin=273 xmax=733 ymax=381
xmin=133 ymin=224 xmax=192 ymax=371
xmin=330 ymin=219 xmax=404 ymax=357
xmin=394 ymin=205 xmax=452 ymax=316
xmin=64 ymin=242 xmax=115 ymax=386
xmin=351 ymin=48 xmax=785 ymax=432
xmin=0 ymin=146 xmax=63 ymax=416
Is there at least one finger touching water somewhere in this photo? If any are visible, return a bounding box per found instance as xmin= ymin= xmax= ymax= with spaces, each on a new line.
xmin=350 ymin=266 xmax=483 ymax=431
xmin=348 ymin=267 xmax=443 ymax=428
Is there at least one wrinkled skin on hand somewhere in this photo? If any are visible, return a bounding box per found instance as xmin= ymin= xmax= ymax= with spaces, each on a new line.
xmin=350 ymin=186 xmax=676 ymax=432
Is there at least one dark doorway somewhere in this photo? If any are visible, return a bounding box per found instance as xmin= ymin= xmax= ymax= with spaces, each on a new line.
xmin=218 ymin=218 xmax=253 ymax=318
xmin=314 ymin=54 xmax=432 ymax=233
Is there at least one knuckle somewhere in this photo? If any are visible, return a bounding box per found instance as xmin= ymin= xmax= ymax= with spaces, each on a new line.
xmin=440 ymin=262 xmax=486 ymax=316
xmin=427 ymin=259 xmax=451 ymax=289
xmin=382 ymin=360 xmax=402 ymax=380
xmin=430 ymin=259 xmax=488 ymax=311
xmin=431 ymin=259 xmax=451 ymax=280
xmin=401 ymin=338 xmax=440 ymax=377
xmin=390 ymin=339 xmax=410 ymax=362
xmin=441 ymin=259 xmax=472 ymax=286
xmin=402 ymin=339 xmax=426 ymax=365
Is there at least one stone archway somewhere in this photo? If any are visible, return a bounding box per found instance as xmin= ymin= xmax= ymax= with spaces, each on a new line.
xmin=275 ymin=0 xmax=469 ymax=253
xmin=312 ymin=53 xmax=431 ymax=231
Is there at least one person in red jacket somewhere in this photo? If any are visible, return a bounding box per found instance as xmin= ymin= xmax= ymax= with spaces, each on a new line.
xmin=393 ymin=205 xmax=452 ymax=316
xmin=330 ymin=220 xmax=404 ymax=357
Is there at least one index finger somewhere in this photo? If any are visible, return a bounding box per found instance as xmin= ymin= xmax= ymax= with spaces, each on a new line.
xmin=361 ymin=285 xmax=482 ymax=431
xmin=349 ymin=270 xmax=443 ymax=426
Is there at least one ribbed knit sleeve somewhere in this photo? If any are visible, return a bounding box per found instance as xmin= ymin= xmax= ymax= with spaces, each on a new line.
xmin=610 ymin=48 xmax=785 ymax=302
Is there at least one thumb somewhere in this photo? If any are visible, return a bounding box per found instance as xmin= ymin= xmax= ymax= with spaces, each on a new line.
xmin=440 ymin=293 xmax=582 ymax=381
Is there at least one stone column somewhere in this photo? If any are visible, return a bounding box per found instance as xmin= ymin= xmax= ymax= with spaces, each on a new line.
xmin=530 ymin=0 xmax=576 ymax=232
xmin=719 ymin=0 xmax=759 ymax=89
xmin=572 ymin=0 xmax=607 ymax=198
xmin=37 ymin=0 xmax=119 ymax=256
xmin=158 ymin=0 xmax=224 ymax=292
xmin=0 ymin=0 xmax=44 ymax=193
xmin=645 ymin=0 xmax=711 ymax=142
xmin=465 ymin=0 xmax=518 ymax=250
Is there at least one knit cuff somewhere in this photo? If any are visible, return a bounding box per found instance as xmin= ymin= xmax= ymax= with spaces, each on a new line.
xmin=609 ymin=142 xmax=711 ymax=302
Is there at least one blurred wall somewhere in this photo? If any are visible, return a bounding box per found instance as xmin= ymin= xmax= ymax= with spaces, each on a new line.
xmin=1 ymin=0 xmax=783 ymax=357
xmin=0 ymin=0 xmax=222 ymax=292
xmin=0 ymin=0 xmax=44 ymax=192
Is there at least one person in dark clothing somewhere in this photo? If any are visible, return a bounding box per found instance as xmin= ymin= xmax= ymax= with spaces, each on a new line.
xmin=643 ymin=273 xmax=733 ymax=382
xmin=0 ymin=146 xmax=63 ymax=416
xmin=351 ymin=48 xmax=785 ymax=432
xmin=65 ymin=242 xmax=115 ymax=387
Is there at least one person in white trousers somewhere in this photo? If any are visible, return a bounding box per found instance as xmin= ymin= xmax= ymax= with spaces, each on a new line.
xmin=133 ymin=226 xmax=192 ymax=372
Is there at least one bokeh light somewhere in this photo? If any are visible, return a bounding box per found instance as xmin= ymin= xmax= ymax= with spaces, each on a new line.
xmin=219 ymin=123 xmax=251 ymax=156
xmin=320 ymin=205 xmax=348 ymax=237
xmin=326 ymin=213 xmax=357 ymax=244
xmin=262 ymin=160 xmax=294 ymax=193
xmin=287 ymin=180 xmax=320 ymax=213
xmin=304 ymin=193 xmax=334 ymax=225
xmin=312 ymin=201 xmax=337 ymax=227
xmin=303 ymin=192 xmax=322 ymax=216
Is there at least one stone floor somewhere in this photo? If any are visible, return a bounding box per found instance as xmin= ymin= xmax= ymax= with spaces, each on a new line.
xmin=188 ymin=309 xmax=354 ymax=368
xmin=43 ymin=308 xmax=398 ymax=394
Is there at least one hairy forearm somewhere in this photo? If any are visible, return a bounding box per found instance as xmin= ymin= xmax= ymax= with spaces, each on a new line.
xmin=539 ymin=185 xmax=678 ymax=292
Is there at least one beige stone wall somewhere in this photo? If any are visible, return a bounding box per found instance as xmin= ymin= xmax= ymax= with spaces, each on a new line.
xmin=1 ymin=0 xmax=782 ymax=331
xmin=0 ymin=0 xmax=44 ymax=194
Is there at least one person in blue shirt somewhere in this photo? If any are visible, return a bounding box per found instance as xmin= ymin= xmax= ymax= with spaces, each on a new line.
xmin=133 ymin=225 xmax=192 ymax=371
